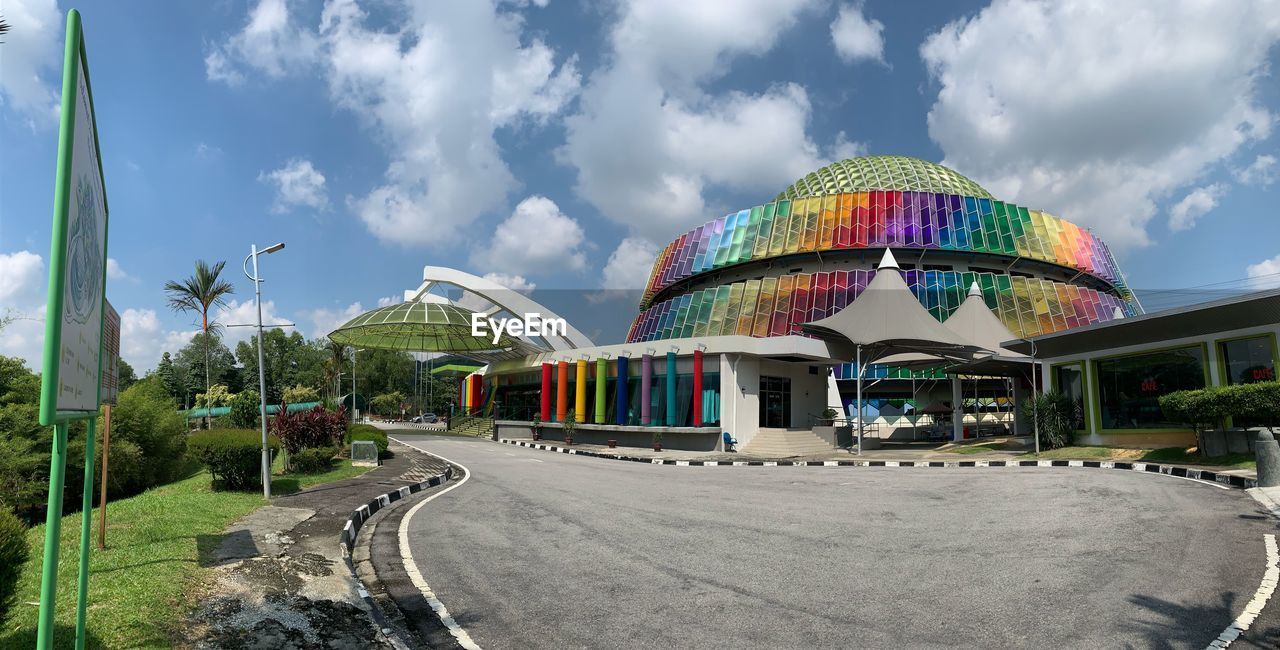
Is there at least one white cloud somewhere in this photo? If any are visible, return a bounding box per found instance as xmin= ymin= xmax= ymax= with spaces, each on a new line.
xmin=1168 ymin=184 xmax=1227 ymax=232
xmin=204 ymin=0 xmax=319 ymax=85
xmin=560 ymin=0 xmax=841 ymax=242
xmin=304 ymin=301 xmax=365 ymax=340
xmin=376 ymin=295 xmax=400 ymax=307
xmin=0 ymin=0 xmax=61 ymax=126
xmin=481 ymin=273 xmax=536 ymax=294
xmin=106 ymin=258 xmax=135 ymax=282
xmin=1234 ymin=154 xmax=1278 ymax=187
xmin=211 ymin=298 xmax=291 ymax=348
xmin=195 ymin=142 xmax=223 ymax=159
xmin=1247 ymin=254 xmax=1280 ymax=290
xmin=830 ymin=2 xmax=885 ymax=64
xmin=600 ymin=237 xmax=658 ymax=290
xmin=0 ymin=250 xmax=44 ymax=303
xmin=921 ymin=0 xmax=1280 ymax=249
xmin=471 ymin=195 xmax=586 ymax=275
xmin=118 ymin=308 xmax=198 ymax=373
xmin=259 ymin=158 xmax=328 ymax=213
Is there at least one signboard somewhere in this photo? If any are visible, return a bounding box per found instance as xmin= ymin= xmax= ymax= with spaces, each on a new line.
xmin=100 ymin=302 xmax=119 ymax=406
xmin=38 ymin=11 xmax=109 ymax=424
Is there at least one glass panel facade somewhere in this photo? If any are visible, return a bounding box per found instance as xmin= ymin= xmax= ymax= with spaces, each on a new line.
xmin=1054 ymin=364 xmax=1085 ymax=431
xmin=1096 ymin=346 xmax=1205 ymax=430
xmin=1220 ymin=336 xmax=1276 ymax=385
xmin=759 ymin=376 xmax=791 ymax=428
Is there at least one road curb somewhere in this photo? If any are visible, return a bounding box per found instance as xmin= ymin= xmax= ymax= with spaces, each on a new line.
xmin=499 ymin=438 xmax=1257 ymax=489
xmin=337 ymin=455 xmax=456 ymax=650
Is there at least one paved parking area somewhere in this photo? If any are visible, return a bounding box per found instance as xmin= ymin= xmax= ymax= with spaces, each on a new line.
xmin=382 ymin=433 xmax=1280 ymax=649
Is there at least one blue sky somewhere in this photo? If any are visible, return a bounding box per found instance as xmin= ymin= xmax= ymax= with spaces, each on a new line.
xmin=1 ymin=0 xmax=1278 ymax=372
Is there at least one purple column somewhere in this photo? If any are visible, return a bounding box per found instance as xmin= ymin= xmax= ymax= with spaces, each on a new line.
xmin=641 ymin=353 xmax=653 ymax=425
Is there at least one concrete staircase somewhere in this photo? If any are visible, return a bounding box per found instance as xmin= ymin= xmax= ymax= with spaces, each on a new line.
xmin=741 ymin=428 xmax=834 ymax=457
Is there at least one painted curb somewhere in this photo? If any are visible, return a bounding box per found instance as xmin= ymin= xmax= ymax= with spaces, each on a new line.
xmin=499 ymin=438 xmax=1257 ymax=489
xmin=337 ymin=455 xmax=455 ymax=650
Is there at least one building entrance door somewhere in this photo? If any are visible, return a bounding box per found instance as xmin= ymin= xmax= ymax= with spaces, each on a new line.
xmin=759 ymin=376 xmax=791 ymax=428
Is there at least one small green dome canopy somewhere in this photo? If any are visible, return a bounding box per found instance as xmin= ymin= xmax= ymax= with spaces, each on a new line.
xmin=776 ymin=155 xmax=993 ymax=201
xmin=328 ymin=302 xmax=516 ymax=352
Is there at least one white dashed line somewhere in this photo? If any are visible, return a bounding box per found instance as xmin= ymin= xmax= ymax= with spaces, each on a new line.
xmin=388 ymin=436 xmax=483 ymax=650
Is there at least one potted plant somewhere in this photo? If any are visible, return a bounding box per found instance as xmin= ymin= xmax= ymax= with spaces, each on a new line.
xmin=819 ymin=407 xmax=839 ymax=426
xmin=652 ymin=430 xmax=663 ymax=452
xmin=562 ymin=409 xmax=577 ymax=445
xmin=607 ymin=438 xmax=617 ymax=448
xmin=531 ymin=413 xmax=542 ymax=441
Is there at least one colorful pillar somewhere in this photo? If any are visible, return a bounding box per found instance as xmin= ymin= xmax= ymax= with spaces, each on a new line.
xmin=575 ymin=359 xmax=588 ymax=422
xmin=641 ymin=354 xmax=652 ymax=425
xmin=615 ymin=356 xmax=629 ymax=425
xmin=539 ymin=362 xmax=552 ymax=422
xmin=692 ymin=348 xmax=704 ymax=427
xmin=556 ymin=361 xmax=568 ymax=423
xmin=595 ymin=358 xmax=607 ymax=424
xmin=665 ymin=351 xmax=677 ymax=427
xmin=468 ymin=375 xmax=482 ymax=414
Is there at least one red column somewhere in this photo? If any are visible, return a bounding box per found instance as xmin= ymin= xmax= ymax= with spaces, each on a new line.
xmin=692 ymin=349 xmax=704 ymax=427
xmin=540 ymin=362 xmax=552 ymax=421
xmin=556 ymin=361 xmax=569 ymax=422
xmin=469 ymin=375 xmax=482 ymax=414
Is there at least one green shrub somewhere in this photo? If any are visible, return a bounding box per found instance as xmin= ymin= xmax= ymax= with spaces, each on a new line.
xmin=1024 ymin=391 xmax=1080 ymax=450
xmin=282 ymin=385 xmax=320 ymax=404
xmin=0 ymin=506 xmax=28 ymax=622
xmin=271 ymin=405 xmax=347 ymax=455
xmin=189 ymin=429 xmax=280 ymax=490
xmin=290 ymin=447 xmax=337 ymax=474
xmin=109 ymin=379 xmax=189 ymax=491
xmin=1233 ymin=381 xmax=1280 ymax=429
xmin=227 ymin=389 xmax=261 ymax=429
xmin=346 ymin=424 xmax=388 ymax=455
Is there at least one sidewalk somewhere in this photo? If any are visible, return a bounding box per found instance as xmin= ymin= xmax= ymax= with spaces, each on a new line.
xmin=184 ymin=444 xmax=449 ymax=649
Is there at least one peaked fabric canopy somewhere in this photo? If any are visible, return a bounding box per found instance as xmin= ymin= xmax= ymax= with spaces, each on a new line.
xmin=800 ymin=250 xmax=989 ymax=364
xmin=881 ymin=283 xmax=1030 ymax=375
xmin=328 ymin=301 xmax=520 ymax=353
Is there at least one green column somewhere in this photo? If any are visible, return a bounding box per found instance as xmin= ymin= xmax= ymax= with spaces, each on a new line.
xmin=75 ymin=419 xmax=97 ymax=649
xmin=594 ymin=358 xmax=607 ymax=424
xmin=666 ymin=352 xmax=678 ymax=427
xmin=37 ymin=422 xmax=69 ymax=650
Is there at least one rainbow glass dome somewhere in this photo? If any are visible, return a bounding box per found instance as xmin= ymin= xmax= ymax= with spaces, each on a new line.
xmin=776 ymin=155 xmax=993 ymax=201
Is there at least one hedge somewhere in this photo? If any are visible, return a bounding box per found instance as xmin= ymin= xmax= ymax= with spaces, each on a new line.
xmin=346 ymin=424 xmax=388 ymax=455
xmin=1160 ymin=381 xmax=1280 ymax=431
xmin=290 ymin=447 xmax=338 ymax=474
xmin=189 ymin=429 xmax=281 ymax=491
xmin=0 ymin=506 xmax=28 ymax=622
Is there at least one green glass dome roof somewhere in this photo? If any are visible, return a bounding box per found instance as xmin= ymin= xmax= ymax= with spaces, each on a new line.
xmin=776 ymin=155 xmax=993 ymax=201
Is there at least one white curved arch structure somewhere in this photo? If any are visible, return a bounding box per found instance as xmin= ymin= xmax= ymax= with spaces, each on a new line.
xmin=404 ymin=266 xmax=595 ymax=351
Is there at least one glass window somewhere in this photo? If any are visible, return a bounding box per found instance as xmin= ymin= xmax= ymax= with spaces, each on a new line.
xmin=1096 ymin=346 xmax=1205 ymax=429
xmin=1054 ymin=364 xmax=1085 ymax=430
xmin=1220 ymin=336 xmax=1276 ymax=385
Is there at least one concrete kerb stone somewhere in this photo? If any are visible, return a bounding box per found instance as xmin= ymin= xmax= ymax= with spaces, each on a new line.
xmin=335 ymin=449 xmax=457 ymax=650
xmin=498 ymin=438 xmax=1257 ymax=490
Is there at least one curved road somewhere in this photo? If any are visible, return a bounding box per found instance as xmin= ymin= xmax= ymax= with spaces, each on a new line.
xmin=385 ymin=433 xmax=1280 ymax=649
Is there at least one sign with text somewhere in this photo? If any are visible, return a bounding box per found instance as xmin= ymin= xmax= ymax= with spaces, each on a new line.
xmin=39 ymin=15 xmax=109 ymax=424
xmin=100 ymin=302 xmax=119 ymax=406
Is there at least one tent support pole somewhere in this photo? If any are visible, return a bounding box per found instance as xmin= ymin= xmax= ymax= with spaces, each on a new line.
xmin=855 ymin=344 xmax=863 ymax=456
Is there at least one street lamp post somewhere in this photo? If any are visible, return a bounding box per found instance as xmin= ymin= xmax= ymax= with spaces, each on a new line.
xmin=244 ymin=242 xmax=285 ymax=500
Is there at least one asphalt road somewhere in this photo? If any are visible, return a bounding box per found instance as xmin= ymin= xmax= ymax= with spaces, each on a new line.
xmin=384 ymin=433 xmax=1280 ymax=649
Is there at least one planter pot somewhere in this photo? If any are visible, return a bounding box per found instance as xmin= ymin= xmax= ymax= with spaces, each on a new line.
xmin=532 ymin=432 xmax=541 ymax=441
xmin=564 ymin=436 xmax=574 ymax=446
xmin=653 ymin=443 xmax=662 ymax=452
xmin=608 ymin=439 xmax=617 ymax=448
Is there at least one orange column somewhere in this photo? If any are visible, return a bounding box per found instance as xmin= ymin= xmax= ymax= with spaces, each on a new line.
xmin=556 ymin=361 xmax=569 ymax=422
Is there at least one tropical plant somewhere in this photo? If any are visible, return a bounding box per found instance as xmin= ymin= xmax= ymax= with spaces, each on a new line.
xmin=195 ymin=383 xmax=232 ymax=409
xmin=324 ymin=339 xmax=348 ymax=399
xmin=164 ymin=259 xmax=234 ymax=427
xmin=282 ymin=384 xmax=320 ymax=405
xmin=562 ymin=409 xmax=577 ymax=442
xmin=227 ymin=389 xmax=261 ymax=429
xmin=271 ymin=404 xmax=348 ymax=456
xmin=290 ymin=446 xmax=337 ymax=473
xmin=346 ymin=423 xmax=389 ymax=455
xmin=1023 ymin=391 xmax=1080 ymax=450
xmin=0 ymin=506 xmax=28 ymax=623
xmin=188 ymin=429 xmax=280 ymax=490
xmin=370 ymin=391 xmax=406 ymax=417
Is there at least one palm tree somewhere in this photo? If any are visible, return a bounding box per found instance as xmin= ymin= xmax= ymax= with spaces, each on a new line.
xmin=165 ymin=260 xmax=234 ymax=427
xmin=323 ymin=338 xmax=348 ymax=401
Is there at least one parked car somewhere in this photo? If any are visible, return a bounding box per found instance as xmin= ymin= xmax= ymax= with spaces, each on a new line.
xmin=412 ymin=413 xmax=439 ymax=424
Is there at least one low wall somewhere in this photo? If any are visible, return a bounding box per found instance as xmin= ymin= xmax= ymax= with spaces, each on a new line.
xmin=494 ymin=420 xmax=722 ymax=452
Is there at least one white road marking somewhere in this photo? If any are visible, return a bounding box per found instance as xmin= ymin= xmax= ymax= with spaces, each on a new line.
xmin=1207 ymin=534 xmax=1278 ymax=648
xmin=524 ymin=458 xmax=544 ymax=463
xmin=387 ymin=436 xmax=483 ymax=650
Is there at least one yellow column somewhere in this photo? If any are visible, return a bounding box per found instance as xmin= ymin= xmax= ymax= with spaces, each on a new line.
xmin=575 ymin=359 xmax=588 ymax=422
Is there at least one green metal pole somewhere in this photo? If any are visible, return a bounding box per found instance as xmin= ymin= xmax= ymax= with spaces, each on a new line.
xmin=595 ymin=358 xmax=607 ymax=424
xmin=75 ymin=418 xmax=97 ymax=649
xmin=37 ymin=421 xmax=70 ymax=650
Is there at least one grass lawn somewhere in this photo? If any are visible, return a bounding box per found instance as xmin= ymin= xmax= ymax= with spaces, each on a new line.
xmin=0 ymin=459 xmax=371 ymax=649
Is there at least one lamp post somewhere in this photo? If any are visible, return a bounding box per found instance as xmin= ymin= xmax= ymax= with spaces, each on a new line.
xmin=244 ymin=242 xmax=285 ymax=500
xmin=351 ymin=347 xmax=365 ymax=422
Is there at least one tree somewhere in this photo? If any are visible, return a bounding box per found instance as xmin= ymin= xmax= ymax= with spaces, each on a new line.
xmin=369 ymin=391 xmax=407 ymax=417
xmin=164 ymin=260 xmax=234 ymax=427
xmin=195 ymin=384 xmax=232 ymax=409
xmin=175 ymin=333 xmax=237 ymax=408
xmin=117 ymin=358 xmax=138 ymax=392
xmin=156 ymin=352 xmax=181 ymax=401
xmin=234 ymin=329 xmax=325 ymax=403
xmin=323 ymin=339 xmax=348 ymax=400
xmin=282 ymin=384 xmax=319 ymax=404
